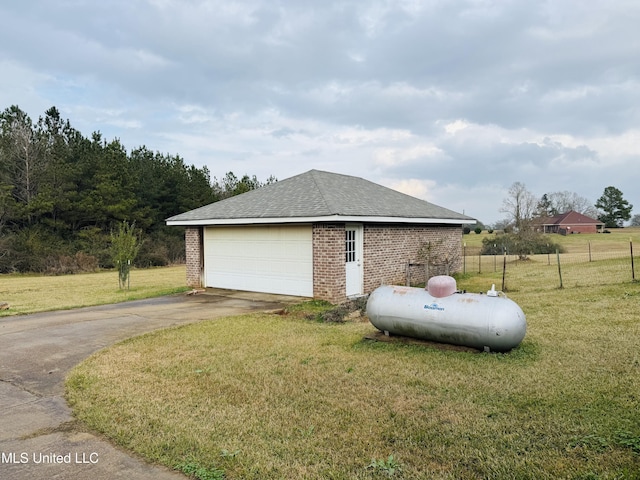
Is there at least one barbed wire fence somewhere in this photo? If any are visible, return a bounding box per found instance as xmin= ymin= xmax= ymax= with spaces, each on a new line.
xmin=461 ymin=241 xmax=638 ymax=292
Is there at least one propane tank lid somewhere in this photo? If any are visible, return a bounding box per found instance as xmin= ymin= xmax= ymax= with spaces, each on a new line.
xmin=487 ymin=284 xmax=499 ymax=297
xmin=427 ymin=275 xmax=457 ymax=298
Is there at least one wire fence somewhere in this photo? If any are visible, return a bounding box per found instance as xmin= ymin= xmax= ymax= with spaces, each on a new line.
xmin=461 ymin=242 xmax=638 ymax=292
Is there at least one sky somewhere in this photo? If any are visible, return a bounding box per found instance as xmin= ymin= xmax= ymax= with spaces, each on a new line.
xmin=1 ymin=0 xmax=638 ymax=225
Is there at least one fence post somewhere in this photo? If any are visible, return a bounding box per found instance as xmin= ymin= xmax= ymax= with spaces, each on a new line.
xmin=501 ymin=255 xmax=506 ymax=291
xmin=547 ymin=244 xmax=550 ymax=265
xmin=493 ymin=244 xmax=497 ymax=272
xmin=463 ymin=243 xmax=466 ymax=274
xmin=556 ymin=248 xmax=563 ymax=289
xmin=631 ymin=239 xmax=635 ymax=282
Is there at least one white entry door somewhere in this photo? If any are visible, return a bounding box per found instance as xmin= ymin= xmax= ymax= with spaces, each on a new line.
xmin=345 ymin=224 xmax=363 ymax=297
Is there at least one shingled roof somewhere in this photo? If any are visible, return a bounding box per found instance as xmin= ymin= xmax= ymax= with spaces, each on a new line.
xmin=166 ymin=169 xmax=475 ymax=226
xmin=545 ymin=210 xmax=602 ymax=226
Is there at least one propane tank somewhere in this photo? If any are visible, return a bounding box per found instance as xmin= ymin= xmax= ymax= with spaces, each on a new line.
xmin=366 ymin=278 xmax=526 ymax=352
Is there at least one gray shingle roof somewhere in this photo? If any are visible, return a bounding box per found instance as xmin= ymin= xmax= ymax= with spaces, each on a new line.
xmin=166 ymin=169 xmax=475 ymax=224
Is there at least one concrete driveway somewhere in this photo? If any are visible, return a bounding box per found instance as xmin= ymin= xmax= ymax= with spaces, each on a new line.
xmin=0 ymin=289 xmax=303 ymax=480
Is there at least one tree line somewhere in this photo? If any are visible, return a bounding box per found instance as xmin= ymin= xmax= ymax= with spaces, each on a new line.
xmin=0 ymin=105 xmax=273 ymax=274
xmin=498 ymin=182 xmax=633 ymax=232
xmin=478 ymin=181 xmax=634 ymax=259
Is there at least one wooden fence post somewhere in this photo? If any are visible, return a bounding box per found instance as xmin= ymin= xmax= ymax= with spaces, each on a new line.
xmin=631 ymin=240 xmax=635 ymax=282
xmin=463 ymin=243 xmax=466 ymax=274
xmin=557 ymin=249 xmax=563 ymax=289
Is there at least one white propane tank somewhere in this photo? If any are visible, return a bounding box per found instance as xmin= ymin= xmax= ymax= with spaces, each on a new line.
xmin=366 ymin=280 xmax=526 ymax=352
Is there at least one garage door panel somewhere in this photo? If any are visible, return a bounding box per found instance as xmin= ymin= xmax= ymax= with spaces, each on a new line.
xmin=204 ymin=226 xmax=313 ymax=297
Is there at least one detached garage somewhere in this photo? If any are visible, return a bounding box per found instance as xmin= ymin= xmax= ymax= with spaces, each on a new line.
xmin=167 ymin=170 xmax=475 ymax=304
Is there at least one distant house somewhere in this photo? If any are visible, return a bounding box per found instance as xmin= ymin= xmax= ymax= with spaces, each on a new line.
xmin=535 ymin=211 xmax=604 ymax=234
xmin=166 ymin=169 xmax=475 ymax=303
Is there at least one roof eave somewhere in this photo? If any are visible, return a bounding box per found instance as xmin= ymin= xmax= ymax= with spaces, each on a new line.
xmin=166 ymin=215 xmax=476 ymax=227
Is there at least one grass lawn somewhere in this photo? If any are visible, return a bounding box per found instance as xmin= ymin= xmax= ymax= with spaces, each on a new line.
xmin=66 ymin=279 xmax=640 ymax=479
xmin=0 ymin=265 xmax=189 ymax=315
xmin=463 ymin=227 xmax=640 ymax=254
xmin=460 ymin=228 xmax=640 ymax=291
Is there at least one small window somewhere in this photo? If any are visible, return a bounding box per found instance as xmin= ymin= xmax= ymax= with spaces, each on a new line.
xmin=345 ymin=230 xmax=356 ymax=262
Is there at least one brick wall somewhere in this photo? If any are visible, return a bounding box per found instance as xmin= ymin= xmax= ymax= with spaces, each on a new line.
xmin=185 ymin=226 xmax=203 ymax=287
xmin=362 ymin=224 xmax=463 ymax=292
xmin=312 ymin=223 xmax=346 ymax=303
xmin=562 ymin=225 xmax=598 ymax=234
xmin=312 ymin=222 xmax=463 ymax=304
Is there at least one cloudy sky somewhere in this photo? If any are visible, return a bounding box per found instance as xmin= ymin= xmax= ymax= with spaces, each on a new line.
xmin=1 ymin=0 xmax=638 ymax=224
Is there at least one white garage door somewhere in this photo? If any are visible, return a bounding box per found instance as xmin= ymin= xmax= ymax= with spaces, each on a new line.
xmin=203 ymin=225 xmax=313 ymax=297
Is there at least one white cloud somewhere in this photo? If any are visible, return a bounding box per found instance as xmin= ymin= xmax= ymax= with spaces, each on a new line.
xmin=374 ymin=144 xmax=443 ymax=167
xmin=443 ymin=120 xmax=469 ymax=135
xmin=0 ymin=0 xmax=639 ymax=224
xmin=387 ymin=178 xmax=437 ymax=201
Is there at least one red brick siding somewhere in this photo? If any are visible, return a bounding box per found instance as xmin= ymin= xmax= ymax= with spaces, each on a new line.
xmin=312 ymin=223 xmax=347 ymax=304
xmin=185 ymin=227 xmax=203 ymax=287
xmin=363 ymin=224 xmax=462 ymax=291
xmin=562 ymin=224 xmax=598 ymax=234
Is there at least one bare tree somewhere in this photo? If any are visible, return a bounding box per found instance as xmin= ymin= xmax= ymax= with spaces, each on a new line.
xmin=547 ymin=191 xmax=598 ymax=218
xmin=0 ymin=107 xmax=46 ymax=223
xmin=0 ymin=185 xmax=14 ymax=235
xmin=500 ymin=182 xmax=537 ymax=232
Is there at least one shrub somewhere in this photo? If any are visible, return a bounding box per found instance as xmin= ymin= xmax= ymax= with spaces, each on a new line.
xmin=9 ymin=226 xmax=66 ymax=273
xmin=463 ymin=227 xmax=471 ymax=234
xmin=474 ymin=227 xmax=482 ymax=234
xmin=481 ymin=232 xmax=564 ymax=258
xmin=111 ymin=221 xmax=142 ymax=290
xmin=76 ymin=226 xmax=112 ymax=268
xmin=136 ymin=239 xmax=170 ymax=267
xmin=45 ymin=252 xmax=99 ymax=275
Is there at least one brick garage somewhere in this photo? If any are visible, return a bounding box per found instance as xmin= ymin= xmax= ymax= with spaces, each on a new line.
xmin=169 ymin=170 xmax=475 ymax=304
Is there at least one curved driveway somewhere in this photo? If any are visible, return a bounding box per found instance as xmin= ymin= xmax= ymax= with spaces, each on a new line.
xmin=0 ymin=290 xmax=302 ymax=480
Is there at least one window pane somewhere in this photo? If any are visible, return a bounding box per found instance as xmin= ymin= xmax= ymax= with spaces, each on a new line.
xmin=345 ymin=230 xmax=355 ymax=262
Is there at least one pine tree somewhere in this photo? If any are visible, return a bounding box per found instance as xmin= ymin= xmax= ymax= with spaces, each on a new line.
xmin=595 ymin=186 xmax=632 ymax=228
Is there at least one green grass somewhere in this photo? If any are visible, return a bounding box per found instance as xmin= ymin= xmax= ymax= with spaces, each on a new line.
xmin=67 ymin=281 xmax=640 ymax=479
xmin=0 ymin=266 xmax=189 ymax=315
xmin=460 ymin=228 xmax=640 ymax=291
xmin=464 ymin=227 xmax=640 ymax=253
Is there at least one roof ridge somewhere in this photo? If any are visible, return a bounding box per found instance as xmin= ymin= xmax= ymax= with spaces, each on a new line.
xmin=309 ymin=170 xmax=337 ymax=214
